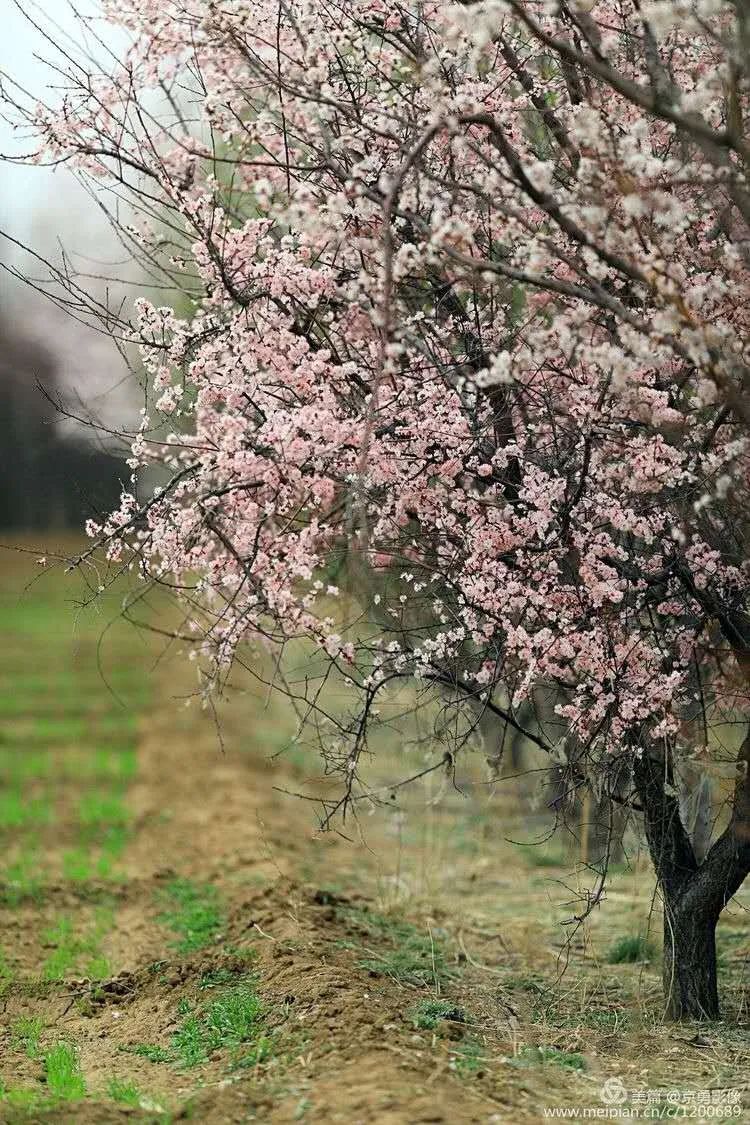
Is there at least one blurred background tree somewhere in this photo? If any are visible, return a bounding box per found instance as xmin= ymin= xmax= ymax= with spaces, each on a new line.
xmin=0 ymin=310 xmax=126 ymax=530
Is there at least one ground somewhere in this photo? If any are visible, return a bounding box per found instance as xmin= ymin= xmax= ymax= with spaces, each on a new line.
xmin=0 ymin=540 xmax=749 ymax=1123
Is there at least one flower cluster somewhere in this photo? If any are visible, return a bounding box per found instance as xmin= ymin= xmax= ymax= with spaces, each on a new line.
xmin=16 ymin=0 xmax=750 ymax=791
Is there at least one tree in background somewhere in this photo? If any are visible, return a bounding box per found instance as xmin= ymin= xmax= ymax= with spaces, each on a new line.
xmin=5 ymin=0 xmax=750 ymax=1020
xmin=0 ymin=314 xmax=125 ymax=530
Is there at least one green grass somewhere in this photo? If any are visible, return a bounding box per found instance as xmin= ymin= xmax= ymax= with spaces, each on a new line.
xmin=44 ymin=1042 xmax=86 ymax=1099
xmin=0 ymin=748 xmax=137 ymax=782
xmin=171 ymin=982 xmax=269 ymax=1069
xmin=514 ymin=1045 xmax=587 ymax=1070
xmin=0 ymin=558 xmax=153 ymax=908
xmin=171 ymin=1015 xmax=206 ymax=1068
xmin=107 ymin=1076 xmax=142 ymax=1106
xmin=127 ymin=1043 xmax=173 ymax=1064
xmin=199 ymin=965 xmax=251 ymax=990
xmin=410 ymin=998 xmax=466 ymax=1030
xmin=342 ymin=906 xmax=453 ymax=988
xmin=0 ymin=791 xmax=53 ymax=829
xmin=451 ymin=1037 xmax=484 ymax=1076
xmin=606 ymin=933 xmax=654 ymax=964
xmin=1 ymin=850 xmax=42 ymax=906
xmin=127 ymin=983 xmax=272 ymax=1072
xmin=0 ymin=948 xmax=14 ymax=985
xmin=158 ymin=879 xmax=223 ymax=953
xmin=11 ymin=1016 xmax=44 ymax=1059
xmin=0 ymin=1082 xmax=47 ymax=1110
xmin=78 ymin=792 xmax=129 ymax=827
xmin=41 ymin=910 xmax=112 ymax=981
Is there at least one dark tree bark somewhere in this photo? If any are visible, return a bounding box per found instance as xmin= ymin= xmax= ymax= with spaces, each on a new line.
xmin=633 ymin=733 xmax=750 ymax=1020
xmin=661 ymin=890 xmax=720 ymax=1020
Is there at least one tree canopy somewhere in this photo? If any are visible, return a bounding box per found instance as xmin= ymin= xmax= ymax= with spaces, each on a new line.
xmin=6 ymin=0 xmax=750 ymax=1019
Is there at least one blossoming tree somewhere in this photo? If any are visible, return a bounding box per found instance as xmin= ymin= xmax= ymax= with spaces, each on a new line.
xmin=7 ymin=0 xmax=750 ymax=1020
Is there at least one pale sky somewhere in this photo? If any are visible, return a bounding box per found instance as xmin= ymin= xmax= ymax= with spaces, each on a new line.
xmin=0 ymin=1 xmax=138 ymax=432
xmin=0 ymin=0 xmax=121 ymax=254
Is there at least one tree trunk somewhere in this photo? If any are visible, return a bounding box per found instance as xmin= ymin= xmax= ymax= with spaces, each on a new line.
xmin=662 ymin=895 xmax=719 ymax=1021
xmin=634 ymin=742 xmax=750 ymax=1021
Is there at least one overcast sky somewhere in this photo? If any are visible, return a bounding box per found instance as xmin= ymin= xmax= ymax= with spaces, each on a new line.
xmin=0 ymin=1 xmax=138 ymax=432
xmin=0 ymin=0 xmax=119 ymax=254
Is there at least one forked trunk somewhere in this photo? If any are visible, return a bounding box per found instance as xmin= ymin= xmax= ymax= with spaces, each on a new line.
xmin=633 ymin=749 xmax=750 ymax=1021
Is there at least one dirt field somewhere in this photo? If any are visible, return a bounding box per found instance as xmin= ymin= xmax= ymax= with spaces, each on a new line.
xmin=1 ymin=541 xmax=749 ymax=1123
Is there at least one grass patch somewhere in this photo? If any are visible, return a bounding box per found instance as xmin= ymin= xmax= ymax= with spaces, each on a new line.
xmin=1 ymin=849 xmax=42 ymax=906
xmin=451 ymin=1037 xmax=484 ymax=1076
xmin=171 ymin=981 xmax=270 ymax=1069
xmin=514 ymin=1045 xmax=587 ymax=1070
xmin=0 ymin=556 xmax=154 ymax=903
xmin=107 ymin=1076 xmax=142 ymax=1106
xmin=78 ymin=792 xmax=129 ymax=828
xmin=158 ymin=879 xmax=223 ymax=953
xmin=606 ymin=934 xmax=654 ymax=964
xmin=0 ymin=792 xmax=53 ymax=829
xmin=0 ymin=948 xmax=14 ymax=986
xmin=199 ymin=964 xmax=253 ymax=990
xmin=41 ymin=910 xmax=112 ymax=981
xmin=410 ymin=998 xmax=466 ymax=1030
xmin=0 ymin=1082 xmax=47 ymax=1111
xmin=126 ymin=1043 xmax=173 ymax=1064
xmin=11 ymin=1016 xmax=44 ymax=1059
xmin=44 ymin=1042 xmax=86 ymax=1099
xmin=342 ymin=906 xmax=453 ymax=988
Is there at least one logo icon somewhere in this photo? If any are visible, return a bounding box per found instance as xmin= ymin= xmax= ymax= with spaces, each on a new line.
xmin=600 ymin=1077 xmax=628 ymax=1106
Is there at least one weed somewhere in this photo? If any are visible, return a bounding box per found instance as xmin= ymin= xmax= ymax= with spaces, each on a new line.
xmin=583 ymin=1009 xmax=629 ymax=1031
xmin=31 ymin=717 xmax=88 ymax=743
xmin=41 ymin=911 xmax=112 ymax=981
xmin=204 ymin=986 xmax=264 ymax=1045
xmin=411 ymin=998 xmax=466 ymax=1030
xmin=2 ymin=850 xmax=42 ymax=906
xmin=98 ymin=824 xmax=130 ymax=867
xmin=514 ymin=1045 xmax=586 ymax=1071
xmin=78 ymin=792 xmax=129 ymax=827
xmin=127 ymin=1043 xmax=173 ymax=1064
xmin=158 ymin=879 xmax=223 ymax=953
xmin=0 ymin=791 xmax=52 ymax=829
xmin=0 ymin=1081 xmax=46 ymax=1110
xmin=171 ymin=982 xmax=267 ymax=1068
xmin=172 ymin=1015 xmax=206 ymax=1068
xmin=146 ymin=960 xmax=170 ymax=975
xmin=87 ymin=953 xmax=111 ymax=979
xmin=0 ymin=948 xmax=14 ymax=984
xmin=220 ymin=944 xmax=257 ymax=964
xmin=43 ymin=1042 xmax=86 ymax=1099
xmin=451 ymin=1037 xmax=484 ymax=1076
xmin=11 ymin=1016 xmax=44 ymax=1059
xmin=343 ymin=906 xmax=452 ymax=987
xmin=231 ymin=1036 xmax=276 ymax=1068
xmin=0 ymin=567 xmax=151 ymax=909
xmin=107 ymin=1076 xmax=142 ymax=1106
xmin=199 ymin=964 xmax=251 ymax=989
xmin=62 ymin=849 xmax=94 ymax=883
xmin=42 ymin=919 xmax=78 ymax=981
xmin=607 ymin=934 xmax=654 ymax=964
xmin=505 ymin=973 xmax=545 ymax=995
